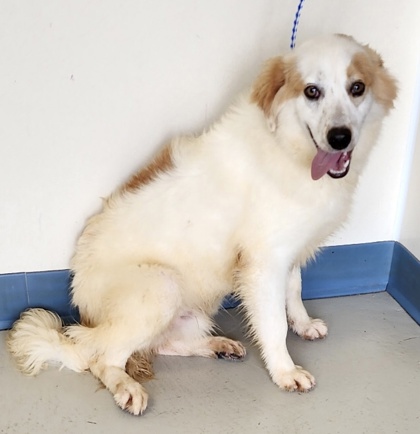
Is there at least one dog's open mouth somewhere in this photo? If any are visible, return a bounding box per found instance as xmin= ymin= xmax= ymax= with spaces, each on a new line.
xmin=311 ymin=148 xmax=352 ymax=180
xmin=307 ymin=127 xmax=352 ymax=181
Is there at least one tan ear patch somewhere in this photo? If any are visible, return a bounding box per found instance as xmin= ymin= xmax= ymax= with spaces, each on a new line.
xmin=251 ymin=57 xmax=304 ymax=123
xmin=251 ymin=57 xmax=287 ymax=115
xmin=347 ymin=52 xmax=376 ymax=87
xmin=348 ymin=48 xmax=398 ymax=112
xmin=371 ymin=65 xmax=398 ymax=112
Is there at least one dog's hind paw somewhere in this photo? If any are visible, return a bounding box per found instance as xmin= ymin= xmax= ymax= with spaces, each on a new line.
xmin=216 ymin=351 xmax=244 ymax=361
xmin=114 ymin=380 xmax=149 ymax=415
xmin=273 ymin=366 xmax=316 ymax=393
xmin=210 ymin=336 xmax=246 ymax=361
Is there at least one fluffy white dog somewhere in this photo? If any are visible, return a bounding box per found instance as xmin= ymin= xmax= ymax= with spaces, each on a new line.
xmin=8 ymin=34 xmax=397 ymax=415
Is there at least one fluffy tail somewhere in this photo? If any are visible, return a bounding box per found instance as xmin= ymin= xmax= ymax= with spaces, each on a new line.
xmin=7 ymin=308 xmax=88 ymax=375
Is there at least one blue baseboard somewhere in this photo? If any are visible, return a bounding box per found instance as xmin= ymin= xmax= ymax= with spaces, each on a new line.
xmin=387 ymin=242 xmax=420 ymax=325
xmin=301 ymin=242 xmax=394 ymax=299
xmin=222 ymin=241 xmax=394 ymax=308
xmin=0 ymin=270 xmax=77 ymax=330
xmin=0 ymin=241 xmax=419 ymax=330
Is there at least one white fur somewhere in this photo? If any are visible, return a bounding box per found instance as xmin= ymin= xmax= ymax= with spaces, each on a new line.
xmin=7 ymin=35 xmax=397 ymax=415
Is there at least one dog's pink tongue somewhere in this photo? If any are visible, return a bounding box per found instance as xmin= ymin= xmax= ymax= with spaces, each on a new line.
xmin=311 ymin=149 xmax=342 ymax=180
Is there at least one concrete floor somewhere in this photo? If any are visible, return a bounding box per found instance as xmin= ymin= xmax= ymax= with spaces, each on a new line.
xmin=0 ymin=292 xmax=419 ymax=434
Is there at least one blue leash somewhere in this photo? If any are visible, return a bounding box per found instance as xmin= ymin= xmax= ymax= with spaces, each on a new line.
xmin=290 ymin=0 xmax=306 ymax=49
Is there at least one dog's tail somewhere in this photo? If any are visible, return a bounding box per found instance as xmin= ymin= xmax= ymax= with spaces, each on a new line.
xmin=7 ymin=308 xmax=89 ymax=375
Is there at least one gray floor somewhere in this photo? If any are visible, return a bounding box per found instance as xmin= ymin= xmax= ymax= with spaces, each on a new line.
xmin=0 ymin=292 xmax=419 ymax=434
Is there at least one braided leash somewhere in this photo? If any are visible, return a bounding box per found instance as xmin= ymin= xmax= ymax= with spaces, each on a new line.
xmin=290 ymin=0 xmax=306 ymax=49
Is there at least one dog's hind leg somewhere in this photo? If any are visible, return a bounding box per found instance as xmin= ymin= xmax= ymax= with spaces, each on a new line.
xmin=286 ymin=266 xmax=328 ymax=340
xmin=126 ymin=311 xmax=246 ymax=379
xmin=69 ymin=264 xmax=183 ymax=415
xmin=155 ymin=309 xmax=246 ymax=360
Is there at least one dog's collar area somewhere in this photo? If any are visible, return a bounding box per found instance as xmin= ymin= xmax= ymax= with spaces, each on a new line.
xmin=307 ymin=126 xmax=352 ymax=180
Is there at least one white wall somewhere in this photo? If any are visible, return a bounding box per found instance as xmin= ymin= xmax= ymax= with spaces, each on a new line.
xmin=1 ymin=0 xmax=419 ymax=273
xmin=400 ymin=107 xmax=420 ymax=259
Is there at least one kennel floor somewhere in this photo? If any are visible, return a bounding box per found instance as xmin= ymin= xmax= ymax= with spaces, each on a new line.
xmin=0 ymin=291 xmax=419 ymax=434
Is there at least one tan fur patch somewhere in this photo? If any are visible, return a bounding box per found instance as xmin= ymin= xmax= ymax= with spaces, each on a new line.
xmin=348 ymin=49 xmax=398 ymax=112
xmin=232 ymin=247 xmax=250 ymax=294
xmin=251 ymin=57 xmax=304 ymax=116
xmin=347 ymin=52 xmax=376 ymax=87
xmin=121 ymin=144 xmax=174 ymax=194
xmin=125 ymin=351 xmax=155 ymax=383
xmin=79 ymin=314 xmax=94 ymax=328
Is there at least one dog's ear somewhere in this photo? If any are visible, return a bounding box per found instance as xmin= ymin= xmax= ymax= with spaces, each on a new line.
xmin=351 ymin=46 xmax=398 ymax=113
xmin=364 ymin=45 xmax=398 ymax=112
xmin=251 ymin=57 xmax=303 ymax=131
xmin=251 ymin=57 xmax=286 ymax=117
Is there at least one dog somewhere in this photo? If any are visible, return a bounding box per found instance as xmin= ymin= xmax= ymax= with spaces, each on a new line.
xmin=7 ymin=34 xmax=397 ymax=415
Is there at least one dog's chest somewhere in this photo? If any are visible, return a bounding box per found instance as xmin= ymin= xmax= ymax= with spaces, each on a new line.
xmin=249 ymin=176 xmax=353 ymax=251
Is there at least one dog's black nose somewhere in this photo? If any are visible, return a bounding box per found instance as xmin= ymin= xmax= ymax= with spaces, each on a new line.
xmin=327 ymin=127 xmax=352 ymax=150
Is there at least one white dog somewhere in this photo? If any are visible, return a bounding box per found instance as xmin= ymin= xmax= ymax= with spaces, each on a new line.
xmin=8 ymin=34 xmax=397 ymax=415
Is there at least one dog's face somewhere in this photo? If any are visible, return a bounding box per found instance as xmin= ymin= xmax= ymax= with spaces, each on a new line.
xmin=251 ymin=34 xmax=397 ymax=180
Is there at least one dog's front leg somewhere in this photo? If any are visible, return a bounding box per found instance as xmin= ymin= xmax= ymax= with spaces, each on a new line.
xmin=286 ymin=266 xmax=328 ymax=340
xmin=238 ymin=256 xmax=315 ymax=392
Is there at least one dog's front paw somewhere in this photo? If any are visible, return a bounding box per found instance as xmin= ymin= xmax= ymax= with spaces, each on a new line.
xmin=273 ymin=365 xmax=316 ymax=392
xmin=292 ymin=318 xmax=328 ymax=340
xmin=114 ymin=380 xmax=149 ymax=415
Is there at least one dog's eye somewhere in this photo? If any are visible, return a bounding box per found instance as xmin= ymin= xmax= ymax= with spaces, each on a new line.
xmin=304 ymin=85 xmax=321 ymax=101
xmin=350 ymin=81 xmax=365 ymax=97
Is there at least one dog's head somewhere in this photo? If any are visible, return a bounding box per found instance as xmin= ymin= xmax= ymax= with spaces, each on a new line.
xmin=251 ymin=34 xmax=397 ymax=180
